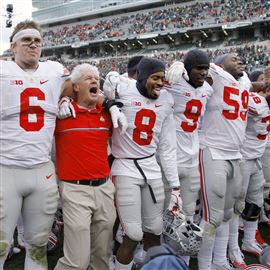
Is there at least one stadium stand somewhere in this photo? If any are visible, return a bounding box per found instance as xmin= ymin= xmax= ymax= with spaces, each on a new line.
xmin=1 ymin=0 xmax=270 ymax=77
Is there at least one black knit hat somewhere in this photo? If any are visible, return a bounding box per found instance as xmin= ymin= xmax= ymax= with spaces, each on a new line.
xmin=136 ymin=57 xmax=165 ymax=99
xmin=184 ymin=49 xmax=209 ymax=75
xmin=137 ymin=57 xmax=165 ymax=81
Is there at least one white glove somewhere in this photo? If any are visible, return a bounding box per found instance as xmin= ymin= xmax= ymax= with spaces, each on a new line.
xmin=57 ymin=97 xmax=76 ymax=119
xmin=166 ymin=61 xmax=189 ymax=84
xmin=168 ymin=188 xmax=182 ymax=214
xmin=109 ymin=105 xmax=128 ymax=135
xmin=103 ymin=71 xmax=120 ymax=100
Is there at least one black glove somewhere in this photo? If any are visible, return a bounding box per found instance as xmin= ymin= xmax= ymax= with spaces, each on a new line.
xmin=102 ymin=98 xmax=123 ymax=111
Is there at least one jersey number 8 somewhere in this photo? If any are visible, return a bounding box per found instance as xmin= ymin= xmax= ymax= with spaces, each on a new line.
xmin=133 ymin=109 xmax=156 ymax=146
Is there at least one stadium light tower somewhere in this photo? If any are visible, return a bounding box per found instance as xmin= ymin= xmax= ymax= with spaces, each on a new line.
xmin=6 ymin=4 xmax=13 ymax=28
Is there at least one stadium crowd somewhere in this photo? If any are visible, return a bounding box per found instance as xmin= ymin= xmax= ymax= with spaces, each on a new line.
xmin=52 ymin=42 xmax=269 ymax=79
xmin=41 ymin=0 xmax=270 ymax=47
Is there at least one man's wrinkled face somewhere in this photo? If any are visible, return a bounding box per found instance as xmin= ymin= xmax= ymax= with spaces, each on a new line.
xmin=145 ymin=71 xmax=165 ymax=99
xmin=74 ymin=70 xmax=100 ymax=107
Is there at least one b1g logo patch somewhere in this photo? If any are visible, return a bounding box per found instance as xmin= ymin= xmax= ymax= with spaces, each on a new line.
xmin=245 ymin=264 xmax=270 ymax=270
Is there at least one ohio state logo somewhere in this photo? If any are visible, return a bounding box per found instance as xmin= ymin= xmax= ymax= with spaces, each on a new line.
xmin=245 ymin=264 xmax=270 ymax=270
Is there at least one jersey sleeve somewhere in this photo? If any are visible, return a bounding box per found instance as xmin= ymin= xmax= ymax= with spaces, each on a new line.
xmin=158 ymin=110 xmax=180 ymax=188
xmin=239 ymin=71 xmax=252 ymax=91
xmin=116 ymin=75 xmax=129 ymax=97
xmin=203 ymin=81 xmax=214 ymax=99
xmin=249 ymin=93 xmax=266 ymax=115
xmin=209 ymin=63 xmax=235 ymax=82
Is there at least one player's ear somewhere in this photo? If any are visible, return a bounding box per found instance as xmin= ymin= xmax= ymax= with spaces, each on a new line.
xmin=10 ymin=42 xmax=17 ymax=53
xmin=73 ymin=83 xmax=79 ymax=93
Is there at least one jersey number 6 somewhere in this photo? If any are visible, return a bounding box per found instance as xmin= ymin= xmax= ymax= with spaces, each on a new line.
xmin=20 ymin=88 xmax=45 ymax=131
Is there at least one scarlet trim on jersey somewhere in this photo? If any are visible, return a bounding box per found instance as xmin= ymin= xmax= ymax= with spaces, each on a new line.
xmin=249 ymin=108 xmax=259 ymax=115
xmin=55 ymin=102 xmax=112 ymax=180
xmin=199 ymin=149 xmax=210 ymax=222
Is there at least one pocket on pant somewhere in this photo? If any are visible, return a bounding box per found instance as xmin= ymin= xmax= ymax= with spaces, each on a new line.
xmin=100 ymin=180 xmax=115 ymax=201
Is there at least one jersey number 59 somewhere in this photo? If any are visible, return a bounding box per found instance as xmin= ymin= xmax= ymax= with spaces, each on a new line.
xmin=223 ymin=86 xmax=249 ymax=121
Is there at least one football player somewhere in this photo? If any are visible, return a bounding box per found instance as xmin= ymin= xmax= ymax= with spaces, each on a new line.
xmin=162 ymin=49 xmax=212 ymax=265
xmin=0 ymin=20 xmax=66 ymax=270
xmin=228 ymin=81 xmax=270 ymax=266
xmin=104 ymin=57 xmax=181 ymax=270
xmin=260 ymin=67 xmax=270 ymax=225
xmin=197 ymin=54 xmax=251 ymax=270
xmin=226 ymin=70 xmax=270 ymax=267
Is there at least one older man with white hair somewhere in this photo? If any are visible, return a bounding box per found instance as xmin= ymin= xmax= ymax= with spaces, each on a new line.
xmin=54 ymin=63 xmax=116 ymax=270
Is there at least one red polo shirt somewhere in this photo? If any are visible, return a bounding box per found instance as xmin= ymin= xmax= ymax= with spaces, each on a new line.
xmin=55 ymin=102 xmax=112 ymax=180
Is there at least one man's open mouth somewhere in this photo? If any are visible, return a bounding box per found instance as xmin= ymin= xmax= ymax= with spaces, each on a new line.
xmin=89 ymin=87 xmax=98 ymax=93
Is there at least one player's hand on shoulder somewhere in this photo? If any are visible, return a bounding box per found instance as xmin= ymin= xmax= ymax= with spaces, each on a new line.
xmin=166 ymin=61 xmax=189 ymax=85
xmin=103 ymin=71 xmax=120 ymax=100
xmin=109 ymin=105 xmax=128 ymax=135
xmin=57 ymin=96 xmax=76 ymax=119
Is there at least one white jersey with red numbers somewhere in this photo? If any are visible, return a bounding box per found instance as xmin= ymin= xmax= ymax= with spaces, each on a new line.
xmin=241 ymin=92 xmax=270 ymax=159
xmin=199 ymin=64 xmax=251 ymax=160
xmin=0 ymin=60 xmax=68 ymax=167
xmin=164 ymin=79 xmax=213 ymax=167
xmin=111 ymin=80 xmax=179 ymax=187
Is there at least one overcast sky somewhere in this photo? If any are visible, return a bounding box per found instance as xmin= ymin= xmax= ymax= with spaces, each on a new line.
xmin=0 ymin=0 xmax=32 ymax=54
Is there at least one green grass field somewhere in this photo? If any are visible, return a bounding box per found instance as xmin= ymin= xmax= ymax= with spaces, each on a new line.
xmin=4 ymin=223 xmax=270 ymax=269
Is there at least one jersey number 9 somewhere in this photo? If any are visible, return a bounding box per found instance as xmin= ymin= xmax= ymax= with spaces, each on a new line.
xmin=181 ymin=99 xmax=202 ymax=132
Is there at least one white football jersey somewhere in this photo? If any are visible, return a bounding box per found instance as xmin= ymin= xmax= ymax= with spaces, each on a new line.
xmin=241 ymin=92 xmax=270 ymax=159
xmin=164 ymin=79 xmax=213 ymax=167
xmin=111 ymin=80 xmax=179 ymax=187
xmin=199 ymin=64 xmax=251 ymax=160
xmin=0 ymin=60 xmax=67 ymax=167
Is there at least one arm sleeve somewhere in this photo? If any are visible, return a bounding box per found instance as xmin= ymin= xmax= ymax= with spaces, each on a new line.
xmin=158 ymin=110 xmax=180 ymax=188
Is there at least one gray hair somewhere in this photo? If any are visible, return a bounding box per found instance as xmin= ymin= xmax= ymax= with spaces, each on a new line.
xmin=71 ymin=63 xmax=99 ymax=83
